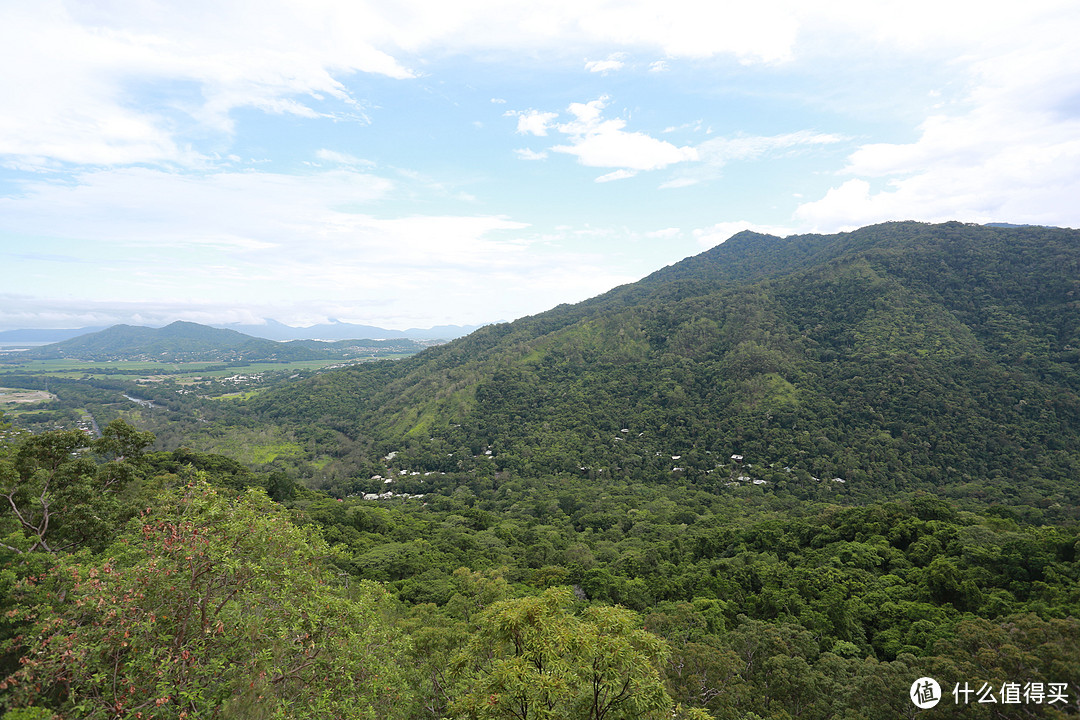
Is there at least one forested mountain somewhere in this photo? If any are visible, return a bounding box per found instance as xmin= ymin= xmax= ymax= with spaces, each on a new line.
xmin=245 ymin=221 xmax=1080 ymax=508
xmin=6 ymin=320 xmax=430 ymax=362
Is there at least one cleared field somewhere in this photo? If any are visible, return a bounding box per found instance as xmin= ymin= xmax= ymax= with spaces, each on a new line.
xmin=0 ymin=387 xmax=55 ymax=404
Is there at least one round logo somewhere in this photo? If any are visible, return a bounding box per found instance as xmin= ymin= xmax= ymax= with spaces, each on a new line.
xmin=910 ymin=677 xmax=942 ymax=709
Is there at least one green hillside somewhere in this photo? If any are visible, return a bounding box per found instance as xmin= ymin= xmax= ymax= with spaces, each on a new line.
xmin=245 ymin=221 xmax=1080 ymax=509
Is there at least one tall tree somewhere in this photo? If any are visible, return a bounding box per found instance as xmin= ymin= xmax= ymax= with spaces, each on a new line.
xmin=451 ymin=586 xmax=682 ymax=720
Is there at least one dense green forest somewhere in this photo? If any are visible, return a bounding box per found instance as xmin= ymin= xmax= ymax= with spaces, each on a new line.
xmin=2 ymin=222 xmax=1079 ymax=718
xmin=2 ymin=423 xmax=1078 ymax=718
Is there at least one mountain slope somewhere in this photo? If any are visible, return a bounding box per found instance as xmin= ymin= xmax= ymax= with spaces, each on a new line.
xmin=244 ymin=221 xmax=1080 ymax=505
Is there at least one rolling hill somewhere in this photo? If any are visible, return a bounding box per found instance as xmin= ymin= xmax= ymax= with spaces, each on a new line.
xmin=6 ymin=320 xmax=431 ymax=363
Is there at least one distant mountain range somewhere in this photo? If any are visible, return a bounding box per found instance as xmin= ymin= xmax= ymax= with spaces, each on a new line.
xmin=0 ymin=321 xmax=440 ymax=363
xmin=0 ymin=319 xmax=483 ymax=346
xmin=215 ymin=319 xmax=485 ymax=341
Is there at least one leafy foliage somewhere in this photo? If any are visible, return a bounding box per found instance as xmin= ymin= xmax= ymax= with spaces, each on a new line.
xmin=0 ymin=420 xmax=154 ymax=555
xmin=3 ymin=482 xmax=411 ymax=719
xmin=451 ymin=587 xmax=671 ymax=720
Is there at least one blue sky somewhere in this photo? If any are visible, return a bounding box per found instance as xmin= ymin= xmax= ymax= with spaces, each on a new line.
xmin=2 ymin=0 xmax=1079 ymax=332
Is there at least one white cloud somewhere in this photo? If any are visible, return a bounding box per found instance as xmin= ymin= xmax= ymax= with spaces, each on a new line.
xmin=662 ymin=121 xmax=703 ymax=134
xmin=657 ymin=130 xmax=844 ymax=188
xmin=0 ymin=167 xmax=638 ymax=330
xmin=517 ymin=99 xmax=839 ymax=185
xmin=0 ymin=0 xmax=812 ymax=169
xmin=369 ymin=0 xmax=799 ymax=63
xmin=514 ymin=148 xmax=548 ymax=160
xmin=20 ymin=1 xmax=1075 ymax=174
xmin=0 ymin=295 xmax=268 ymax=332
xmin=794 ymin=0 xmax=1075 ymax=58
xmin=595 ymin=169 xmax=638 ymax=182
xmin=315 ymin=149 xmax=376 ymax=167
xmin=559 ymin=99 xmax=608 ymax=131
xmin=0 ymin=168 xmax=392 ymax=251
xmin=0 ymin=6 xmax=190 ymax=167
xmin=0 ymin=0 xmax=411 ymax=167
xmin=567 ymin=0 xmax=798 ymax=63
xmin=585 ymin=53 xmax=626 ymax=74
xmin=551 ymin=98 xmax=699 ymax=171
xmin=553 ymin=125 xmax=697 ymax=170
xmin=646 ymin=227 xmax=681 ymax=238
xmin=510 ymin=110 xmax=560 ymax=137
xmin=795 ymin=3 xmax=1080 ymax=232
xmin=698 ymin=131 xmax=845 ymax=164
xmin=658 ymin=177 xmax=700 ymax=189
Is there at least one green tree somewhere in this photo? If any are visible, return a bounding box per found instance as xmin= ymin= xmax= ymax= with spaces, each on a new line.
xmin=0 ymin=422 xmax=154 ymax=556
xmin=2 ymin=481 xmax=412 ymax=719
xmin=451 ymin=587 xmax=678 ymax=720
xmin=1 ymin=429 xmax=94 ymax=554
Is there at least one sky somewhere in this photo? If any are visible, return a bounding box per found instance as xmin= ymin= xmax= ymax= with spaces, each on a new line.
xmin=2 ymin=0 xmax=1079 ymax=332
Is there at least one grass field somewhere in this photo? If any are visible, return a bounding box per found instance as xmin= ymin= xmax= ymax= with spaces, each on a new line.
xmin=0 ymin=359 xmax=197 ymax=373
xmin=0 ymin=388 xmax=58 ymax=421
